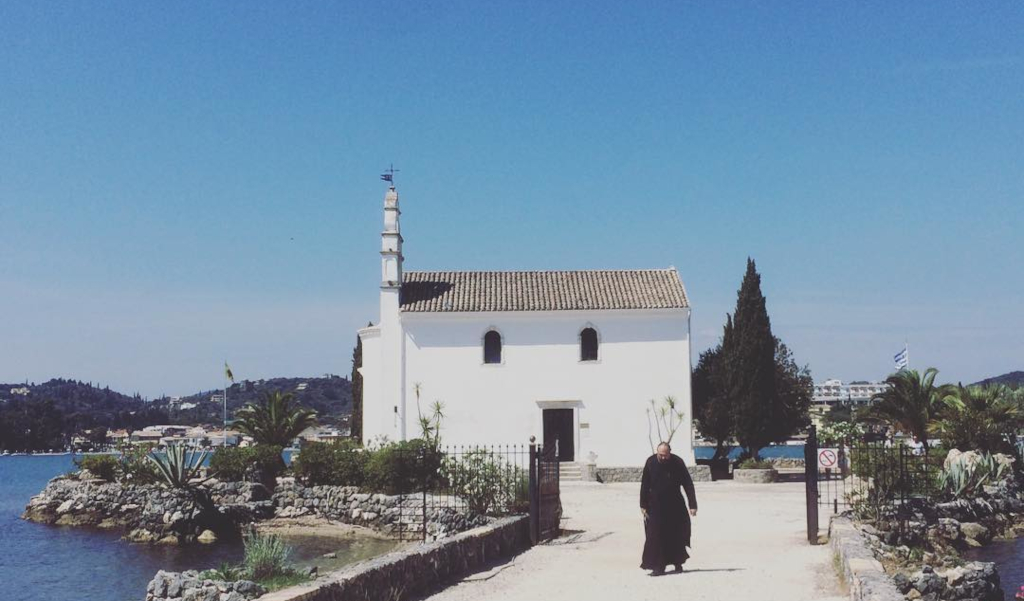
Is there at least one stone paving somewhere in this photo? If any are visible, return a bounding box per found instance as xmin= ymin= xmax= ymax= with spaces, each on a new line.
xmin=422 ymin=480 xmax=846 ymax=601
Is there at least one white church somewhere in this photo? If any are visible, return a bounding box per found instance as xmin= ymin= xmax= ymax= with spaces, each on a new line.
xmin=358 ymin=185 xmax=695 ymax=467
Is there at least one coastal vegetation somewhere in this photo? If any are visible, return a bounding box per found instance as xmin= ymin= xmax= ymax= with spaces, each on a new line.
xmin=150 ymin=444 xmax=209 ymax=489
xmin=198 ymin=528 xmax=311 ymax=592
xmin=209 ymin=445 xmax=285 ymax=489
xmin=691 ymin=259 xmax=813 ymax=461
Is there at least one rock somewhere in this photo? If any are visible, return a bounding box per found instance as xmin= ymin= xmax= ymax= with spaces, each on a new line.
xmin=351 ymin=508 xmax=362 ymax=520
xmin=197 ymin=530 xmax=218 ymax=544
xmin=232 ymin=581 xmax=263 ymax=597
xmin=939 ymin=566 xmax=967 ymax=586
xmin=166 ymin=572 xmax=185 ymax=597
xmin=362 ymin=511 xmax=378 ymax=521
xmin=935 ymin=518 xmax=961 ymax=542
xmin=906 ymin=589 xmax=922 ymax=600
xmin=56 ymin=499 xmax=75 ymax=514
xmin=322 ymin=552 xmax=337 ymax=559
xmin=959 ymin=522 xmax=991 ymax=544
xmin=893 ymin=572 xmax=913 ymax=594
xmin=304 ymin=566 xmax=318 ymax=578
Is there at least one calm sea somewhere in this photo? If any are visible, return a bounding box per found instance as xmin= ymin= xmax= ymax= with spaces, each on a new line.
xmin=693 ymin=445 xmax=806 ymax=459
xmin=0 ymin=455 xmax=393 ymax=601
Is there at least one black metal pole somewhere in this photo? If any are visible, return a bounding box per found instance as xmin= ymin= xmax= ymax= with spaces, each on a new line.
xmin=529 ymin=437 xmax=539 ymax=545
xmin=805 ymin=425 xmax=819 ymax=545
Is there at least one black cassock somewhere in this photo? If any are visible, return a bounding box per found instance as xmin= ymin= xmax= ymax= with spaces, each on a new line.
xmin=639 ymin=453 xmax=698 ymax=570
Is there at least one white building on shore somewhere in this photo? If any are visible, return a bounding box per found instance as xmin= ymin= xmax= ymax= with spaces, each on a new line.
xmin=357 ymin=185 xmax=695 ymax=467
xmin=813 ymin=379 xmax=889 ymax=406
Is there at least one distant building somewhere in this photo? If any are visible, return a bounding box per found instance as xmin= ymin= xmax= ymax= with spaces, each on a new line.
xmin=296 ymin=382 xmax=308 ymax=392
xmin=10 ymin=387 xmax=30 ymax=396
xmin=813 ymin=379 xmax=888 ymax=406
xmin=210 ymin=393 xmax=225 ymax=405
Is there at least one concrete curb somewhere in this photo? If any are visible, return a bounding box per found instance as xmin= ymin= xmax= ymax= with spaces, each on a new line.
xmin=829 ymin=516 xmax=903 ymax=601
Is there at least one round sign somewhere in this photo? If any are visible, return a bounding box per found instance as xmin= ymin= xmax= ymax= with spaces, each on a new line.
xmin=818 ymin=449 xmax=838 ymax=468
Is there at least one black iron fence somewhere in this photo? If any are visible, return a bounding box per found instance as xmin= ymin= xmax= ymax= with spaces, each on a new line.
xmin=805 ymin=426 xmax=942 ymax=544
xmin=386 ymin=444 xmax=533 ymax=541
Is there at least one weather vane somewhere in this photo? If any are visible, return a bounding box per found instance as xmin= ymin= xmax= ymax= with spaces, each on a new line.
xmin=380 ymin=163 xmax=399 ymax=186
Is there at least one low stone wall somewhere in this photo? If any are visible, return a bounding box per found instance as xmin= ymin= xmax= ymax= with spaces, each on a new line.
xmin=596 ymin=465 xmax=711 ymax=483
xmin=23 ymin=476 xmax=491 ymax=544
xmin=830 ymin=516 xmax=904 ymax=601
xmin=254 ymin=516 xmax=531 ymax=601
xmin=271 ymin=482 xmax=489 ymax=541
xmin=733 ymin=468 xmax=778 ymax=483
xmin=766 ymin=458 xmax=805 ymax=469
xmin=22 ymin=476 xmax=271 ymax=544
xmin=147 ymin=570 xmax=266 ymax=601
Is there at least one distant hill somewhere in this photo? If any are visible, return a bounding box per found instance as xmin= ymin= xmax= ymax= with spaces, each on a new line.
xmin=0 ymin=378 xmax=168 ymax=452
xmin=0 ymin=375 xmax=352 ymax=452
xmin=972 ymin=371 xmax=1024 ymax=388
xmin=153 ymin=375 xmax=352 ymax=426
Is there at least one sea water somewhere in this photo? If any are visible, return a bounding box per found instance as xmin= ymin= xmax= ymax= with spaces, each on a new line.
xmin=0 ymin=455 xmax=392 ymax=601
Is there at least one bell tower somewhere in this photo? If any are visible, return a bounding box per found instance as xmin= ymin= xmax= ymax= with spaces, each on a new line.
xmin=378 ymin=182 xmax=406 ymax=440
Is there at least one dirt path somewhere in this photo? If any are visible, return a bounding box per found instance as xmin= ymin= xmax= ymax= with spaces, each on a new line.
xmin=422 ymin=480 xmax=845 ymax=601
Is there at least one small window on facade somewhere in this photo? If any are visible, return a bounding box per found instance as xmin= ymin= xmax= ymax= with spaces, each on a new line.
xmin=580 ymin=327 xmax=598 ymax=361
xmin=484 ymin=330 xmax=502 ymax=364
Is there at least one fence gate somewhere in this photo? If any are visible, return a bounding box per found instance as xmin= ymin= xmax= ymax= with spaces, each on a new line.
xmin=529 ymin=439 xmax=561 ymax=543
xmin=805 ymin=425 xmax=940 ymax=545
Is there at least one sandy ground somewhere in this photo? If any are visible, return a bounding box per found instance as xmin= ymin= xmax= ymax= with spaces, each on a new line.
xmin=422 ymin=480 xmax=845 ymax=601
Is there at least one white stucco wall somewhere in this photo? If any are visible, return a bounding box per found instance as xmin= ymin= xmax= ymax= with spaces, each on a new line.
xmin=362 ymin=308 xmax=693 ymax=467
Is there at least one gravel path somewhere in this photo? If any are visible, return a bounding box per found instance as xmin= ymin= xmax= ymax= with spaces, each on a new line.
xmin=422 ymin=480 xmax=845 ymax=601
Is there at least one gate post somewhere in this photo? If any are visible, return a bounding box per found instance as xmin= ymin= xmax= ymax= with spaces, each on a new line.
xmin=529 ymin=436 xmax=539 ymax=545
xmin=805 ymin=425 xmax=819 ymax=545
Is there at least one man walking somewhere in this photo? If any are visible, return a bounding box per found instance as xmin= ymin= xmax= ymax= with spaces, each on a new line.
xmin=640 ymin=442 xmax=698 ymax=576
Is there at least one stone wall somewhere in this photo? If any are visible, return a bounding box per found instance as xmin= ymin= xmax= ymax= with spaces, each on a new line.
xmin=22 ymin=476 xmax=271 ymax=544
xmin=596 ymin=465 xmax=711 ymax=483
xmin=147 ymin=570 xmax=266 ymax=601
xmin=270 ymin=481 xmax=490 ymax=541
xmin=23 ymin=475 xmax=496 ymax=544
xmin=253 ymin=516 xmax=530 ymax=601
xmin=830 ymin=516 xmax=905 ymax=601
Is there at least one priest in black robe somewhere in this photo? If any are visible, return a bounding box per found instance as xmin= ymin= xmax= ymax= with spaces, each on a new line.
xmin=640 ymin=442 xmax=698 ymax=576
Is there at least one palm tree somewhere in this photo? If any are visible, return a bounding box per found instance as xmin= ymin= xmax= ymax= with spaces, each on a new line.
xmin=859 ymin=368 xmax=954 ymax=451
xmin=931 ymin=385 xmax=1022 ymax=453
xmin=234 ymin=391 xmax=317 ymax=447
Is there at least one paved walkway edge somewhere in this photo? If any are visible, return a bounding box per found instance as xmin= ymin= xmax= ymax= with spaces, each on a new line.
xmin=829 ymin=516 xmax=903 ymax=601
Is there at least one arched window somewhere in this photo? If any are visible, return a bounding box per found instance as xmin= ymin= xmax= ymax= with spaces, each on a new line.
xmin=483 ymin=330 xmax=502 ymax=364
xmin=580 ymin=327 xmax=599 ymax=361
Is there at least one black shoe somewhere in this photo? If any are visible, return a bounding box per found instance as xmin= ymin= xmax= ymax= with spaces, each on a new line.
xmin=650 ymin=567 xmax=665 ymax=577
xmin=674 ymin=564 xmax=683 ymax=572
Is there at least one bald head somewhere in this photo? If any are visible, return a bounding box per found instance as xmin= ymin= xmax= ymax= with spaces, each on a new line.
xmin=656 ymin=442 xmax=671 ymax=462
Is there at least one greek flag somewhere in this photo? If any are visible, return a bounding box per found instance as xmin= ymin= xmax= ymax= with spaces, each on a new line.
xmin=894 ymin=347 xmax=908 ymax=371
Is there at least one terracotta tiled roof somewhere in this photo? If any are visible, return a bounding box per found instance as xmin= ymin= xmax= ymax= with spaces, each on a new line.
xmin=399 ymin=269 xmax=689 ymax=313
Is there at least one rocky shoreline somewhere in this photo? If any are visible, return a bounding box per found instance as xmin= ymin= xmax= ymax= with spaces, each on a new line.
xmin=23 ymin=474 xmax=494 ymax=545
xmin=850 ymin=478 xmax=1024 ymax=601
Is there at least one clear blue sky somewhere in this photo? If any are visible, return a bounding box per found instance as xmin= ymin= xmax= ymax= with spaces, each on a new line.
xmin=2 ymin=3 xmax=1022 ymax=398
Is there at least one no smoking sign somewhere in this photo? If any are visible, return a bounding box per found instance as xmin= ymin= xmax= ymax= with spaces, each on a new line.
xmin=817 ymin=448 xmax=839 ymax=469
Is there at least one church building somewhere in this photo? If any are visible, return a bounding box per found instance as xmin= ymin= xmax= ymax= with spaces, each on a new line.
xmin=358 ymin=184 xmax=695 ymax=467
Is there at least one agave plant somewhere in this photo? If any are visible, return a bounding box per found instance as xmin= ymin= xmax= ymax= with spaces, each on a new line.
xmin=937 ymin=449 xmax=1014 ymax=499
xmin=149 ymin=444 xmax=209 ymax=489
xmin=234 ymin=391 xmax=317 ymax=447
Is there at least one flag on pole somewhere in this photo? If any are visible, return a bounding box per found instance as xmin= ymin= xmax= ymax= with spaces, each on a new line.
xmin=894 ymin=346 xmax=909 ymax=371
xmin=224 ymin=362 xmax=234 ymax=383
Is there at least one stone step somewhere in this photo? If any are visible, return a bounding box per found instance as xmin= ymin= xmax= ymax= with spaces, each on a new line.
xmin=559 ymin=464 xmax=583 ymax=481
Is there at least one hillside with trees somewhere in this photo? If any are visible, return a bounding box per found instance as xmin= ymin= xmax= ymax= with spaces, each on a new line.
xmin=153 ymin=375 xmax=352 ymax=427
xmin=972 ymin=371 xmax=1024 ymax=388
xmin=0 ymin=375 xmax=351 ymax=452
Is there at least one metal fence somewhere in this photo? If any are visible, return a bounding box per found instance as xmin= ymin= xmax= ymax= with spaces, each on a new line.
xmin=386 ymin=444 xmax=533 ymax=541
xmin=805 ymin=426 xmax=942 ymax=544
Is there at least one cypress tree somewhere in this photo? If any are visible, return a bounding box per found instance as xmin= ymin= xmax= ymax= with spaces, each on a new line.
xmin=350 ymin=331 xmax=364 ymax=442
xmin=692 ymin=345 xmax=732 ymax=461
xmin=722 ymin=258 xmax=778 ymax=460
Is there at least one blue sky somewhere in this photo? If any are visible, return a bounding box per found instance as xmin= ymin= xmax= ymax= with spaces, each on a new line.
xmin=2 ymin=3 xmax=1022 ymax=398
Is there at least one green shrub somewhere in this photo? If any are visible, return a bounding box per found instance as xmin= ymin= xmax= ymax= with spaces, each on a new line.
xmin=292 ymin=440 xmax=367 ymax=487
xmin=737 ymin=459 xmax=774 ymax=470
xmin=75 ymin=454 xmax=119 ymax=482
xmin=939 ymin=450 xmax=1014 ymax=499
xmin=364 ymin=439 xmax=441 ymax=494
xmin=209 ymin=445 xmax=285 ymax=489
xmin=242 ymin=528 xmax=291 ymax=581
xmin=118 ymin=444 xmax=160 ymax=485
xmin=441 ymin=449 xmax=529 ymax=516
